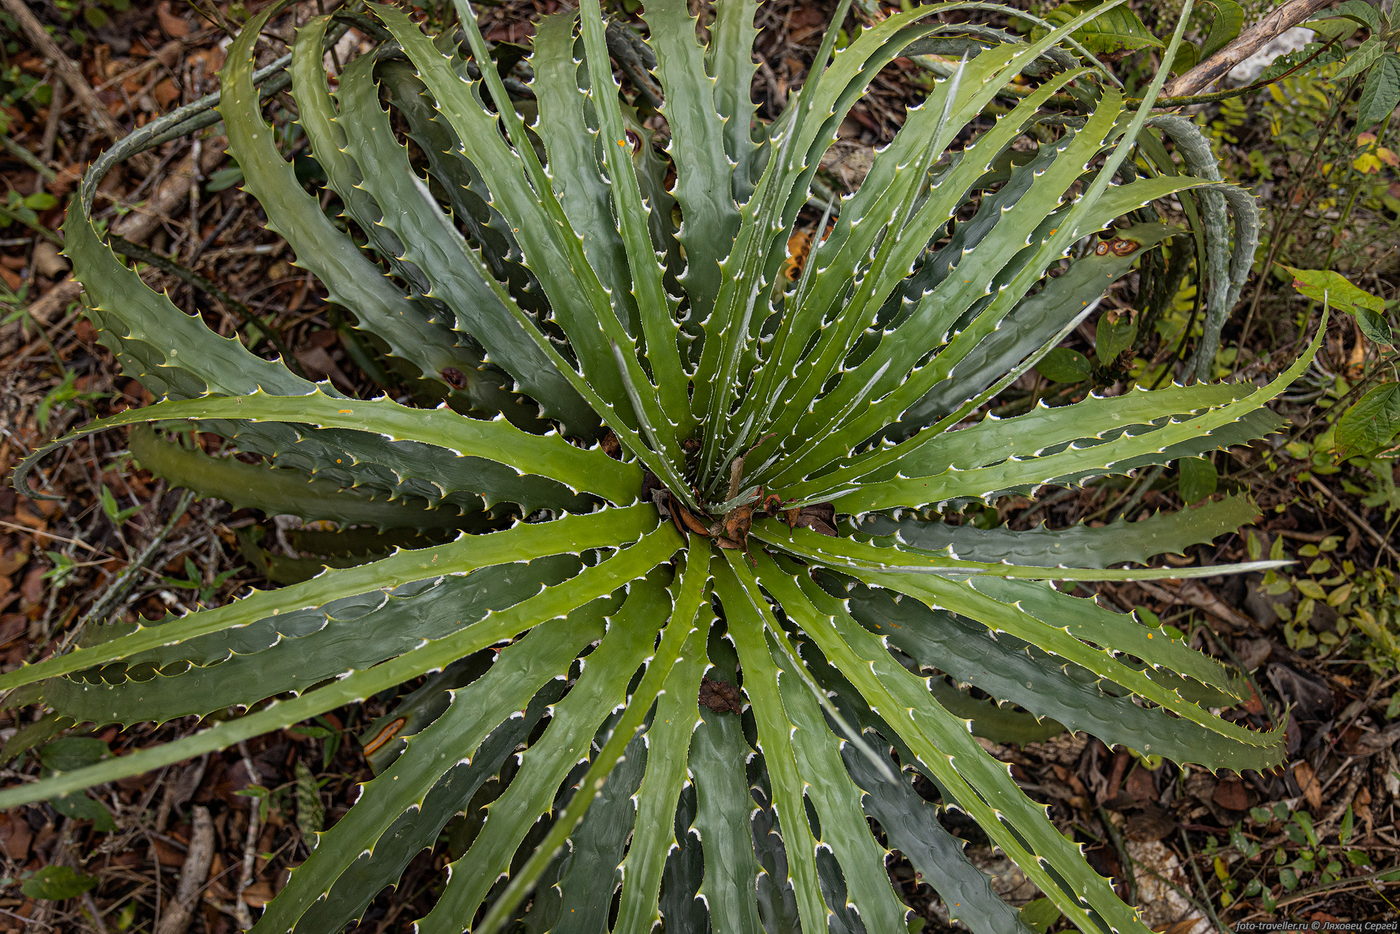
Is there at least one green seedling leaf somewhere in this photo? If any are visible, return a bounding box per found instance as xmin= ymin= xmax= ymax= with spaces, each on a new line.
xmin=38 ymin=737 xmax=110 ymax=772
xmin=98 ymin=485 xmax=141 ymax=525
xmin=51 ymin=791 xmax=117 ymax=832
xmin=1358 ymin=53 xmax=1400 ymax=128
xmin=21 ymin=866 xmax=99 ymax=900
xmin=24 ymin=192 xmax=59 ymax=211
xmin=1198 ymin=0 xmax=1243 ymax=59
xmin=1329 ymin=0 xmax=1381 ymax=30
xmin=1095 ymin=311 xmax=1138 ymax=365
xmin=1282 ymin=265 xmax=1385 ymax=316
xmin=1021 ymin=897 xmax=1063 ymax=933
xmin=1336 ymin=382 xmax=1400 ymax=458
xmin=1036 ymin=347 xmax=1093 ymax=383
xmin=1178 ymin=456 xmax=1218 ymax=503
xmin=1043 ymin=0 xmax=1163 ymax=52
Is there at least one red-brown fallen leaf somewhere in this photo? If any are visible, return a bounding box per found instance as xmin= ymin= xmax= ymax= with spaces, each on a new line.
xmin=0 ymin=615 xmax=24 ymax=647
xmin=206 ymin=852 xmax=232 ymax=899
xmin=1211 ymin=778 xmax=1248 ymax=811
xmin=1241 ymin=682 xmax=1265 ymax=716
xmin=188 ymin=46 xmax=225 ymax=78
xmin=151 ymin=834 xmax=188 ymax=868
xmin=0 ymin=811 xmax=33 ymax=861
xmin=1155 ymin=919 xmax=1203 ymax=934
xmin=1355 ymin=784 xmax=1373 ymax=831
xmin=1125 ymin=765 xmax=1158 ymax=803
xmin=156 ymin=0 xmax=190 ymax=37
xmin=240 ymin=881 xmax=277 ymax=908
xmin=7 ymin=509 xmax=43 ymax=531
xmin=33 ymin=498 xmax=62 ymax=520
xmin=1293 ymin=761 xmax=1323 ymax=811
xmin=0 ymin=549 xmax=23 ymax=578
xmin=19 ymin=567 xmax=45 ymax=610
xmin=152 ymin=78 xmax=180 ymax=110
xmin=1346 ymin=724 xmax=1400 ymax=757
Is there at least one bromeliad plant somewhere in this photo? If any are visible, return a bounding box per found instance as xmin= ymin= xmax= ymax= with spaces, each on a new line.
xmin=3 ymin=0 xmax=1311 ymax=929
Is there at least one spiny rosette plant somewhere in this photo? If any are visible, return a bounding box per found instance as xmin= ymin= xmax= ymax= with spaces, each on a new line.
xmin=2 ymin=0 xmax=1316 ymax=929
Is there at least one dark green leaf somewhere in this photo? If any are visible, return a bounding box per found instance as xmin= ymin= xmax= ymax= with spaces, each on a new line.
xmin=1355 ymin=308 xmax=1394 ymax=346
xmin=1358 ymin=53 xmax=1400 ymax=128
xmin=1178 ymin=456 xmax=1218 ymax=503
xmin=1036 ymin=347 xmax=1093 ymax=383
xmin=1329 ymin=0 xmax=1381 ymax=30
xmin=50 ymin=792 xmax=117 ymax=832
xmin=22 ymin=866 xmax=99 ymax=900
xmin=38 ymin=737 xmax=109 ymax=772
xmin=1200 ymin=0 xmax=1244 ymax=59
xmin=1043 ymin=1 xmax=1163 ymax=52
xmin=844 ymin=746 xmax=1036 ymax=934
xmin=1336 ymin=382 xmax=1400 ymax=457
xmin=856 ymin=494 xmax=1259 ymax=568
xmin=1335 ymin=36 xmax=1386 ymax=80
xmin=1095 ymin=312 xmax=1138 ymax=365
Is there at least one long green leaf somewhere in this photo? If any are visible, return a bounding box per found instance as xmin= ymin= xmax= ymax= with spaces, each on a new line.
xmin=851 ymin=567 xmax=1280 ymax=753
xmin=127 ymin=426 xmax=471 ymax=528
xmin=251 ymin=608 xmax=605 ymax=934
xmin=223 ymin=4 xmax=471 ymax=383
xmin=576 ymin=0 xmax=691 ymax=435
xmin=713 ymin=561 xmax=829 ymax=933
xmin=766 ymin=603 xmax=909 ymax=931
xmin=754 ymin=555 xmax=1150 ymax=933
xmin=0 ymin=526 xmax=681 ymax=808
xmin=853 ymin=494 xmax=1260 ymax=568
xmin=707 ymin=0 xmax=762 ymax=201
xmin=0 ymin=506 xmax=659 ymax=692
xmin=612 ymin=622 xmax=710 ymax=932
xmin=813 ymin=327 xmax=1315 ymax=510
xmin=19 ymin=390 xmax=638 ymax=507
xmin=643 ymin=0 xmax=742 ymax=328
xmin=548 ymin=734 xmax=649 ymax=933
xmin=474 ymin=543 xmax=713 ymax=933
xmin=754 ymin=522 xmax=1283 ymax=582
xmin=417 ymin=576 xmax=671 ymax=931
xmin=39 ymin=557 xmax=580 ymax=729
xmin=845 ymin=582 xmax=1282 ymax=771
xmin=844 ymin=748 xmax=1035 ymax=934
xmin=689 ymin=680 xmax=764 ymax=933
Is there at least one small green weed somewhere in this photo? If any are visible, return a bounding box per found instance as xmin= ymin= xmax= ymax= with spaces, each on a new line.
xmin=1204 ymin=803 xmax=1388 ymax=910
xmin=159 ymin=557 xmax=243 ymax=606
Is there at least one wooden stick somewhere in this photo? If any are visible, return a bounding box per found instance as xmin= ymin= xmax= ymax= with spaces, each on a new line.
xmin=1163 ymin=0 xmax=1336 ymax=99
xmin=153 ymin=805 xmax=214 ymax=934
xmin=0 ymin=0 xmax=126 ymax=144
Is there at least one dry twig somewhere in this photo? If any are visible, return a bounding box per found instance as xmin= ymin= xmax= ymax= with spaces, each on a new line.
xmin=152 ymin=806 xmax=214 ymax=934
xmin=1163 ymin=0 xmax=1337 ymax=98
xmin=0 ymin=0 xmax=128 ymax=145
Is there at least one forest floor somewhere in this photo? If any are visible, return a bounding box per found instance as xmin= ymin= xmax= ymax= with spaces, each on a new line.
xmin=0 ymin=0 xmax=1397 ymax=931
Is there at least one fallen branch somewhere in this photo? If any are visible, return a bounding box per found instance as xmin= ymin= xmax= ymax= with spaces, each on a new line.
xmin=1164 ymin=0 xmax=1337 ymax=99
xmin=153 ymin=805 xmax=214 ymax=934
xmin=0 ymin=0 xmax=127 ymax=145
